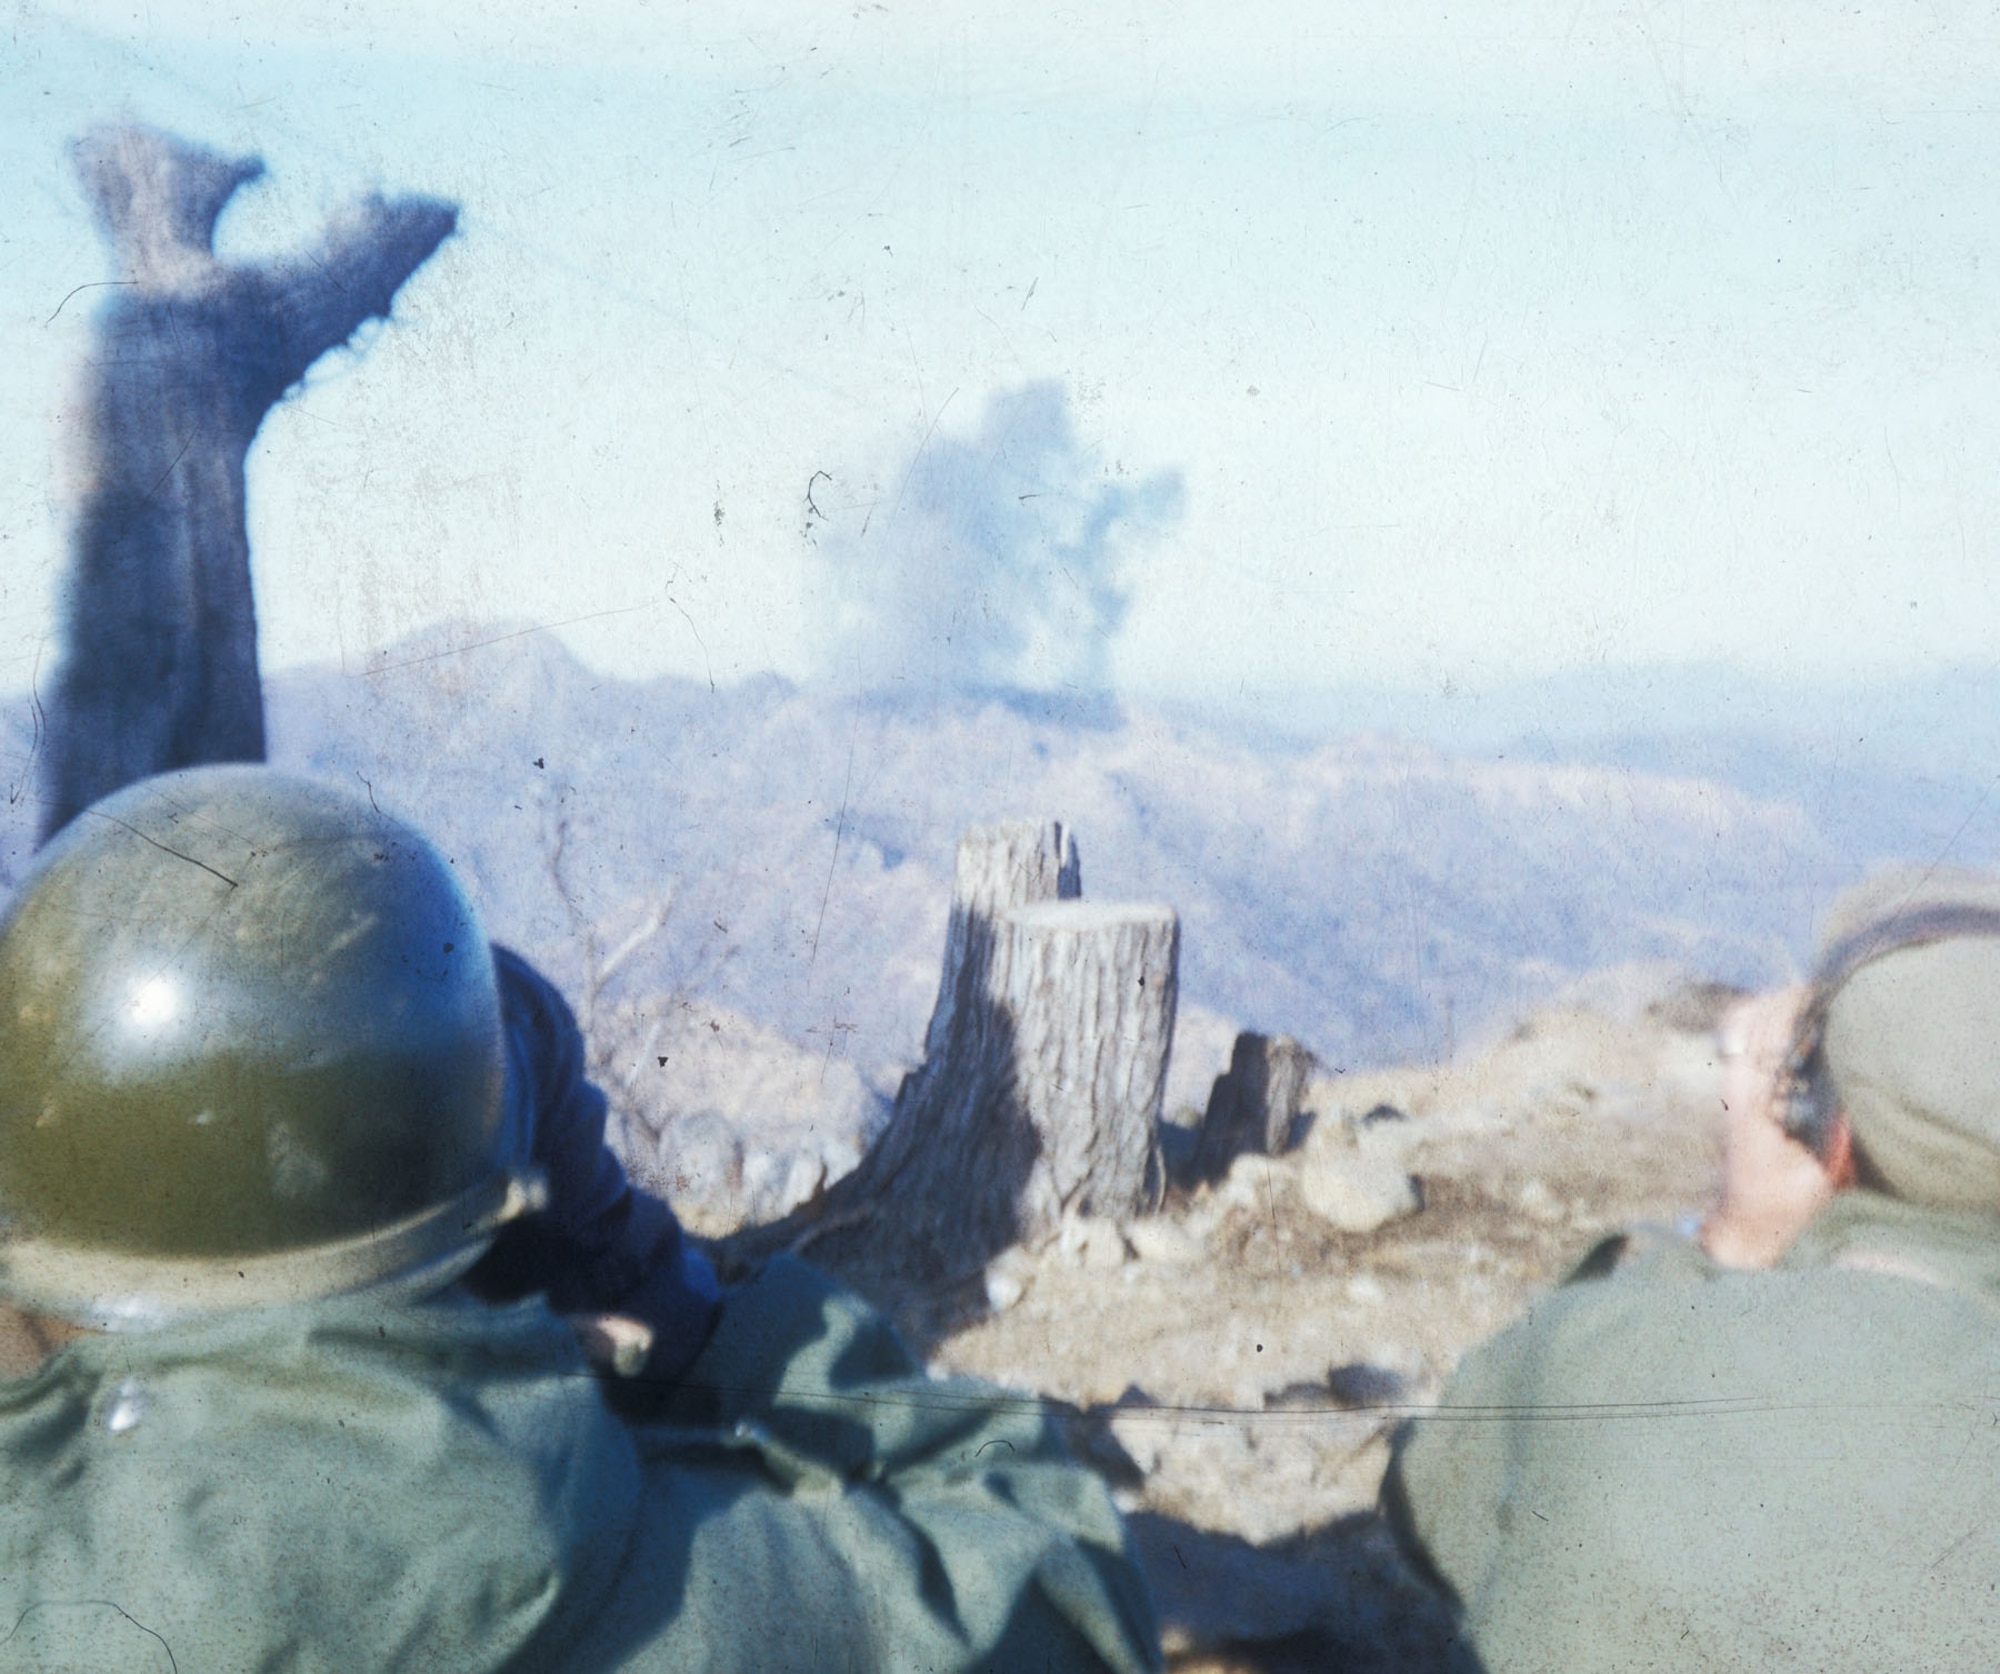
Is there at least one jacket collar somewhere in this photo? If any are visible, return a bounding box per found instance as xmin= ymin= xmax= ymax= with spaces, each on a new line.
xmin=1783 ymin=1190 xmax=2000 ymax=1300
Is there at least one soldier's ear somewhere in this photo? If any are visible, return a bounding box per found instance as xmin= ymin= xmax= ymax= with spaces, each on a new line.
xmin=1823 ymin=1114 xmax=1857 ymax=1191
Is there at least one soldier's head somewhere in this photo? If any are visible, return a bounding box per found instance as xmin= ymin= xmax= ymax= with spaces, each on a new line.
xmin=1706 ymin=865 xmax=2000 ymax=1267
xmin=1804 ymin=866 xmax=2000 ymax=1214
xmin=0 ymin=766 xmax=540 ymax=1329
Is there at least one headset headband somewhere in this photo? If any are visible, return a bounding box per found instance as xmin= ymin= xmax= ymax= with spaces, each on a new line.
xmin=1779 ymin=900 xmax=2000 ymax=1151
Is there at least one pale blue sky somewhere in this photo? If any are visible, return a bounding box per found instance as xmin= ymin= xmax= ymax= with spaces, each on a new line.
xmin=4 ymin=0 xmax=2000 ymax=710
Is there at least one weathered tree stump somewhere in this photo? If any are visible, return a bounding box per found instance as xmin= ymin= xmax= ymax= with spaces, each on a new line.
xmin=907 ymin=817 xmax=1082 ymax=1081
xmin=39 ymin=123 xmax=456 ymax=842
xmin=730 ymin=820 xmax=1178 ymax=1296
xmin=1189 ymin=1031 xmax=1319 ymax=1184
xmin=1002 ymin=899 xmax=1177 ymax=1232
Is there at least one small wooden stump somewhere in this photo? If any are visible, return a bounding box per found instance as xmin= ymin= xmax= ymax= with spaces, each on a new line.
xmin=1189 ymin=1031 xmax=1319 ymax=1185
xmin=734 ymin=820 xmax=1178 ymax=1295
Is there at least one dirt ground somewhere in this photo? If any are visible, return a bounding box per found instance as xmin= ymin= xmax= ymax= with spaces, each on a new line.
xmin=908 ymin=987 xmax=1735 ymax=1670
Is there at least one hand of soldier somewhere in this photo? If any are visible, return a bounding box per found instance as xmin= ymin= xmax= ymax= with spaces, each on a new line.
xmin=1701 ymin=985 xmax=1840 ymax=1269
xmin=0 ymin=1304 xmax=84 ymax=1380
xmin=569 ymin=1312 xmax=657 ymax=1380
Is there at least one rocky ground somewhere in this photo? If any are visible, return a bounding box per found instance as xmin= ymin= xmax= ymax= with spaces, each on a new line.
xmin=640 ymin=972 xmax=1736 ymax=1672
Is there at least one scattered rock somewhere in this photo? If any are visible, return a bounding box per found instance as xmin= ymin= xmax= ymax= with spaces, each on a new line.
xmin=1324 ymin=1362 xmax=1411 ymax=1410
xmin=1216 ymin=1153 xmax=1289 ymax=1214
xmin=1298 ymin=1153 xmax=1419 ymax=1236
xmin=984 ymin=1247 xmax=1038 ymax=1313
xmin=1125 ymin=1218 xmax=1207 ymax=1265
xmin=1259 ymin=1364 xmax=1411 ymax=1414
xmin=1513 ymin=1176 xmax=1566 ymax=1224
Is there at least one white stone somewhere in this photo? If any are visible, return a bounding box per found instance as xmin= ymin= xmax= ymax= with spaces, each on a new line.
xmin=1298 ymin=1153 xmax=1419 ymax=1235
xmin=984 ymin=1248 xmax=1037 ymax=1313
xmin=1124 ymin=1218 xmax=1205 ymax=1265
xmin=1217 ymin=1153 xmax=1286 ymax=1212
xmin=1515 ymin=1176 xmax=1566 ymax=1224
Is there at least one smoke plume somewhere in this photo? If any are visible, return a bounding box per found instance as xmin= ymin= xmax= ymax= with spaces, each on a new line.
xmin=817 ymin=383 xmax=1182 ymax=699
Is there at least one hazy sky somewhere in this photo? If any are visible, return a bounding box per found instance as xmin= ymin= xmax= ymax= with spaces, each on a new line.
xmin=4 ymin=0 xmax=1999 ymax=710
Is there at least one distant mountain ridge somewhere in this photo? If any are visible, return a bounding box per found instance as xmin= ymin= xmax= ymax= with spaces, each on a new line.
xmin=2 ymin=626 xmax=1995 ymax=1096
xmin=1182 ymin=661 xmax=2000 ymax=780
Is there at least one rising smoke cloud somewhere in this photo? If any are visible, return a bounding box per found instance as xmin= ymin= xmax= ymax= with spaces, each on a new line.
xmin=816 ymin=382 xmax=1183 ymax=698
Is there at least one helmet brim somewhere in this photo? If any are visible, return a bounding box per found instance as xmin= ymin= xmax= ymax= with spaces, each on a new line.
xmin=0 ymin=1168 xmax=547 ymax=1330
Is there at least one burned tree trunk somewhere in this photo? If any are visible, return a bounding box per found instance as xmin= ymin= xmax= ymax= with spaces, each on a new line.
xmin=39 ymin=123 xmax=456 ymax=842
xmin=734 ymin=821 xmax=1177 ymax=1295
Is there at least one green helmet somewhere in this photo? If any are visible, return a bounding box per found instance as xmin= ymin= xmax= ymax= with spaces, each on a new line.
xmin=0 ymin=766 xmax=539 ymax=1326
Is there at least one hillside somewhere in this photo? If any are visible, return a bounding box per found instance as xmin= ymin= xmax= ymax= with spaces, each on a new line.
xmin=272 ymin=638 xmax=1809 ymax=1054
xmin=0 ymin=626 xmax=1977 ymax=1090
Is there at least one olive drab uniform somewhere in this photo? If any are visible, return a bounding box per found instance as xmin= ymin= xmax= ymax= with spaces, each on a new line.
xmin=0 ymin=1256 xmax=1158 ymax=1674
xmin=1383 ymin=1201 xmax=2000 ymax=1673
xmin=1384 ymin=867 xmax=2000 ymax=1674
xmin=0 ymin=768 xmax=1161 ymax=1674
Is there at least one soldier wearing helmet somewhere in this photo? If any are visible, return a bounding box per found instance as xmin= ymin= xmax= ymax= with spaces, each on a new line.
xmin=0 ymin=766 xmax=1160 ymax=1673
xmin=1383 ymin=867 xmax=2000 ymax=1673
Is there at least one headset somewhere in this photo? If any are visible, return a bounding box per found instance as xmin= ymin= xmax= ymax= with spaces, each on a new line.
xmin=1778 ymin=901 xmax=2000 ymax=1159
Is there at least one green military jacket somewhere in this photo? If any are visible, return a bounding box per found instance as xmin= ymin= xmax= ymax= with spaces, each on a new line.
xmin=0 ymin=1255 xmax=1159 ymax=1674
xmin=1384 ymin=1194 xmax=2000 ymax=1673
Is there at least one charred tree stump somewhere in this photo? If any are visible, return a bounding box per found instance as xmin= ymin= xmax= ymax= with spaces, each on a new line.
xmin=1189 ymin=1031 xmax=1319 ymax=1185
xmin=38 ymin=123 xmax=456 ymax=842
xmin=730 ymin=821 xmax=1178 ymax=1298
